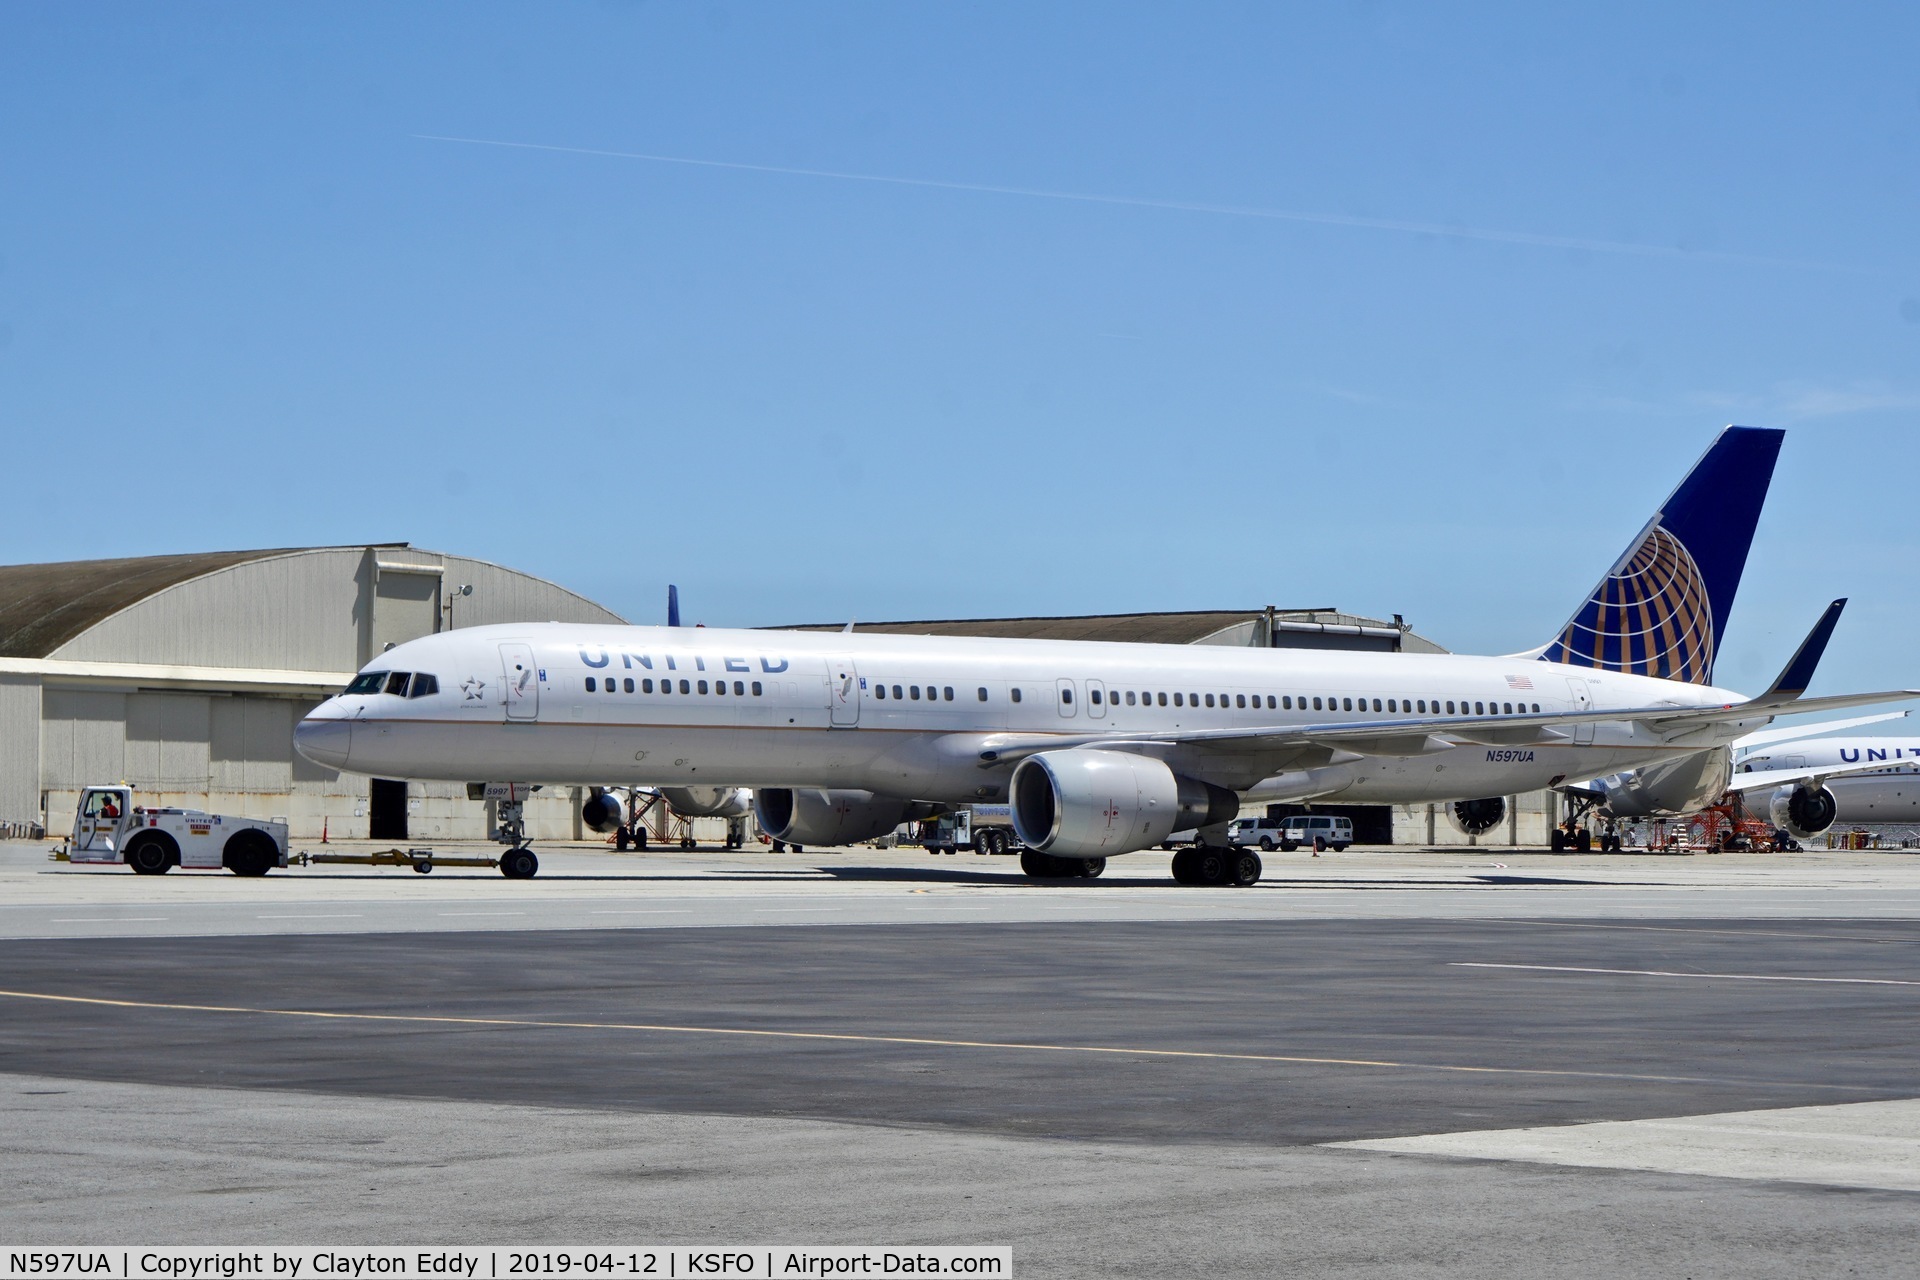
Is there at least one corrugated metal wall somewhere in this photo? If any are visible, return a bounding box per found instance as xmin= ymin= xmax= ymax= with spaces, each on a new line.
xmin=16 ymin=545 xmax=626 ymax=838
xmin=0 ymin=675 xmax=41 ymax=826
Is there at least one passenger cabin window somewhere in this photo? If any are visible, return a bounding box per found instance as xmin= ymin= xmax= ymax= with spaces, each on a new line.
xmin=1342 ymin=697 xmax=1353 ymax=711
xmin=409 ymin=674 xmax=439 ymax=698
xmin=944 ymin=687 xmax=954 ymax=701
xmin=875 ymin=685 xmax=886 ymax=699
xmin=1091 ymin=689 xmax=1103 ymax=705
xmin=623 ymin=678 xmax=635 ymax=693
xmin=585 ymin=677 xmax=597 ymax=693
xmin=679 ymin=679 xmax=691 ymax=694
xmin=1157 ymin=692 xmax=1167 ymax=706
xmin=1011 ymin=688 xmax=1023 ymax=703
xmin=1125 ymin=691 xmax=1136 ymax=706
xmin=1503 ymin=702 xmax=1512 ymax=714
xmin=893 ymin=685 xmax=904 ymax=700
xmin=752 ymin=681 xmax=763 ymax=696
xmin=1173 ymin=693 xmax=1184 ymax=707
xmin=1312 ymin=696 xmax=1322 ymax=710
xmin=977 ymin=687 xmax=988 ymax=701
xmin=1237 ymin=694 xmax=1247 ymax=708
xmin=735 ymin=681 xmax=745 ymax=695
xmin=644 ymin=678 xmax=655 ymax=693
xmin=1061 ymin=688 xmax=1073 ymax=705
xmin=1204 ymin=694 xmax=1214 ymax=708
xmin=345 ymin=672 xmax=388 ymax=695
xmin=1446 ymin=701 xmax=1455 ymax=713
xmin=385 ymin=672 xmax=411 ymax=696
xmin=911 ymin=686 xmax=921 ymax=700
xmin=1474 ymin=701 xmax=1485 ymax=714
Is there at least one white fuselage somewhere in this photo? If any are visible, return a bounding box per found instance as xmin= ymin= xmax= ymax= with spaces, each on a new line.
xmin=295 ymin=623 xmax=1756 ymax=808
xmin=1742 ymin=739 xmax=1920 ymax=823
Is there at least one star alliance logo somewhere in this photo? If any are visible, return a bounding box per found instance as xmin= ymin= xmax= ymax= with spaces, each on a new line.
xmin=462 ymin=677 xmax=487 ymax=700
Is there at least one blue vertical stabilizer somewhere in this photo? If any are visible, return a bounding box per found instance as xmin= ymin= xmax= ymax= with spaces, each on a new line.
xmin=1539 ymin=425 xmax=1784 ymax=684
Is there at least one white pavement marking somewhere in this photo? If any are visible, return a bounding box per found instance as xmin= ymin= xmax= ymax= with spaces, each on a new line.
xmin=1452 ymin=962 xmax=1920 ymax=987
xmin=1330 ymin=1098 xmax=1920 ymax=1193
xmin=588 ymin=910 xmax=694 ymax=915
xmin=755 ymin=907 xmax=843 ymax=913
xmin=256 ymin=914 xmax=365 ymax=919
xmin=50 ymin=917 xmax=165 ymax=923
xmin=436 ymin=912 xmax=527 ymax=918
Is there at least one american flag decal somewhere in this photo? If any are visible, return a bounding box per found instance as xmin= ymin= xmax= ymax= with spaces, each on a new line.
xmin=1505 ymin=674 xmax=1534 ymax=690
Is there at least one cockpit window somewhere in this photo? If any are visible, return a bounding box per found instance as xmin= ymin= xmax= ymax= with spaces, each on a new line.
xmin=409 ymin=674 xmax=440 ymax=698
xmin=345 ymin=672 xmax=388 ymax=695
xmin=384 ymin=672 xmax=412 ymax=696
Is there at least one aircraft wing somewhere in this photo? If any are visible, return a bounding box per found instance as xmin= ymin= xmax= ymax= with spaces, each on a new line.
xmin=1734 ymin=710 xmax=1911 ymax=751
xmin=974 ymin=688 xmax=1920 ymax=768
xmin=1725 ymin=755 xmax=1915 ymax=794
xmin=973 ymin=603 xmax=1916 ymax=768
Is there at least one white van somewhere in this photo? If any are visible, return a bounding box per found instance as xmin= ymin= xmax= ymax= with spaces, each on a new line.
xmin=1279 ymin=815 xmax=1352 ymax=852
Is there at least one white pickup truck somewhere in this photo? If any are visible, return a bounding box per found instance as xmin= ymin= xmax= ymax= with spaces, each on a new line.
xmin=64 ymin=785 xmax=289 ymax=876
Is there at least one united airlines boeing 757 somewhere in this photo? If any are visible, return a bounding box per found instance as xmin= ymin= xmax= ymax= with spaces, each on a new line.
xmin=295 ymin=426 xmax=1914 ymax=883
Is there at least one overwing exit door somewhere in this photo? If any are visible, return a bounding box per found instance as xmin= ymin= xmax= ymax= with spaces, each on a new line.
xmin=1565 ymin=676 xmax=1594 ymax=746
xmin=500 ymin=643 xmax=539 ymax=720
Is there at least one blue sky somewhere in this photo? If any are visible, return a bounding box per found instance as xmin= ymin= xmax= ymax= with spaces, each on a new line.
xmin=3 ymin=3 xmax=1916 ymax=697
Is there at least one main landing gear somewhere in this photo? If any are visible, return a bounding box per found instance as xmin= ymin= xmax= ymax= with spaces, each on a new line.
xmin=1170 ymin=846 xmax=1262 ymax=887
xmin=1551 ymin=792 xmax=1621 ymax=853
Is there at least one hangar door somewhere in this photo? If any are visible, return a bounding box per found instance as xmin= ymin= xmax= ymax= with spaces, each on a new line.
xmin=370 ymin=565 xmax=441 ymax=658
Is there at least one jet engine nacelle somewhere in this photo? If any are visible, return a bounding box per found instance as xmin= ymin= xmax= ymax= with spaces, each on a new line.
xmin=1010 ymin=748 xmax=1238 ymax=858
xmin=659 ymin=786 xmax=752 ymax=819
xmin=754 ymin=788 xmax=939 ymax=848
xmin=1448 ymin=797 xmax=1507 ymax=836
xmin=581 ymin=789 xmax=624 ymax=833
xmin=1586 ymin=748 xmax=1734 ymax=819
xmin=1769 ymin=784 xmax=1839 ymax=840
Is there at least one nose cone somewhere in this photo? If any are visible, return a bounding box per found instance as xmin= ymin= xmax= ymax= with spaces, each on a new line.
xmin=294 ymin=717 xmax=353 ymax=770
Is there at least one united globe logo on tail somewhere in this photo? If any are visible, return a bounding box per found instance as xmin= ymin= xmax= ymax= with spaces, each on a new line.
xmin=1536 ymin=425 xmax=1784 ymax=687
xmin=1541 ymin=522 xmax=1715 ymax=683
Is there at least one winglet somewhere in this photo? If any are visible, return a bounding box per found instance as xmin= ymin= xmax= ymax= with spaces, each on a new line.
xmin=667 ymin=584 xmax=681 ymax=628
xmin=1759 ymin=598 xmax=1846 ymax=702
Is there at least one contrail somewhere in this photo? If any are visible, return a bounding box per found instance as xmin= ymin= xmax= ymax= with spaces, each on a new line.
xmin=413 ymin=132 xmax=1846 ymax=272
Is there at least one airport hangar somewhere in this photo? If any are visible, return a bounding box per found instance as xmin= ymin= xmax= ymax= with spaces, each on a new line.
xmin=0 ymin=545 xmax=1559 ymax=845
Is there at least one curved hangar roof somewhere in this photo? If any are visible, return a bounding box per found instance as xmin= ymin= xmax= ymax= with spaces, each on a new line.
xmin=0 ymin=544 xmax=624 ymax=670
xmin=778 ymin=609 xmax=1447 ymax=653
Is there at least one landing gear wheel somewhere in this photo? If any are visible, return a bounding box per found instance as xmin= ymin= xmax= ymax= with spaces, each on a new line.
xmin=222 ymin=829 xmax=278 ymax=877
xmin=1169 ymin=848 xmax=1197 ymax=885
xmin=1576 ymin=830 xmax=1593 ymax=852
xmin=1192 ymin=847 xmax=1230 ymax=886
xmin=1021 ymin=850 xmax=1078 ymax=878
xmin=1550 ymin=828 xmax=1567 ymax=852
xmin=500 ymin=847 xmax=539 ymax=879
xmin=615 ymin=828 xmax=630 ymax=851
xmin=1231 ymin=850 xmax=1263 ymax=887
xmin=1079 ymin=857 xmax=1107 ymax=879
xmin=126 ymin=833 xmax=175 ymax=876
xmin=772 ymin=840 xmax=786 ymax=853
